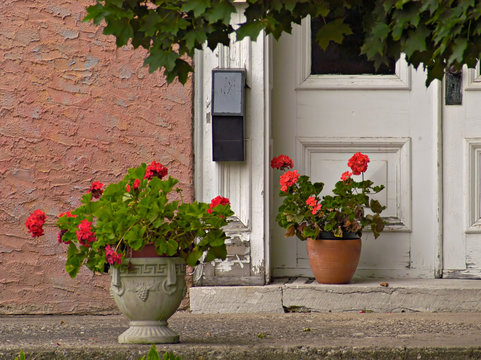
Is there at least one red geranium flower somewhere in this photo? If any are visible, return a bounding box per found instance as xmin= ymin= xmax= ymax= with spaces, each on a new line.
xmin=126 ymin=184 xmax=131 ymax=192
xmin=280 ymin=170 xmax=300 ymax=192
xmin=341 ymin=171 xmax=353 ymax=181
xmin=133 ymin=179 xmax=141 ymax=189
xmin=348 ymin=152 xmax=370 ymax=175
xmin=306 ymin=196 xmax=317 ymax=207
xmin=89 ymin=181 xmax=104 ymax=199
xmin=306 ymin=196 xmax=322 ymax=215
xmin=59 ymin=211 xmax=76 ymax=218
xmin=144 ymin=161 xmax=168 ymax=180
xmin=207 ymin=196 xmax=230 ymax=214
xmin=270 ymin=155 xmax=294 ymax=170
xmin=311 ymin=203 xmax=322 ymax=215
xmin=76 ymin=219 xmax=96 ymax=247
xmin=105 ymin=245 xmax=122 ymax=265
xmin=25 ymin=210 xmax=46 ymax=238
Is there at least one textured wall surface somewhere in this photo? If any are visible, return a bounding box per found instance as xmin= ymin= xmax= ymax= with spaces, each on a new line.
xmin=0 ymin=0 xmax=193 ymax=314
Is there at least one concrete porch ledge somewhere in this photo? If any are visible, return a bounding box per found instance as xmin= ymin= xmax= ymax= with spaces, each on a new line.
xmin=190 ymin=278 xmax=481 ymax=314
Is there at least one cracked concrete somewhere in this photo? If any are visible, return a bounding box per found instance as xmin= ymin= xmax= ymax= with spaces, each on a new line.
xmin=190 ymin=278 xmax=481 ymax=313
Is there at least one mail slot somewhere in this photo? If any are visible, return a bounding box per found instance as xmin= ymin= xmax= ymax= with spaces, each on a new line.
xmin=211 ymin=69 xmax=246 ymax=161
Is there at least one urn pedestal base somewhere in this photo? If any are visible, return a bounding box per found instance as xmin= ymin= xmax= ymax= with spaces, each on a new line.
xmin=118 ymin=320 xmax=179 ymax=344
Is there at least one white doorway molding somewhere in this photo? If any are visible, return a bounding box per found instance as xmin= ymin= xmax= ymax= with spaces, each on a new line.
xmin=193 ymin=4 xmax=271 ymax=285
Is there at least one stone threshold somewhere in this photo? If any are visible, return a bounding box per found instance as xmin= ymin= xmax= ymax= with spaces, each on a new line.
xmin=190 ymin=277 xmax=481 ymax=314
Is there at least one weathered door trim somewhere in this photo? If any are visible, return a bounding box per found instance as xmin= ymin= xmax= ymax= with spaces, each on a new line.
xmin=193 ymin=4 xmax=271 ymax=286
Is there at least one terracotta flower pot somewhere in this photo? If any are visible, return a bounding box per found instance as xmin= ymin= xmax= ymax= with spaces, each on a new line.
xmin=128 ymin=243 xmax=158 ymax=258
xmin=306 ymin=235 xmax=361 ymax=284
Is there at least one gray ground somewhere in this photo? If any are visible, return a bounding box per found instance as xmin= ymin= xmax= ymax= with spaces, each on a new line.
xmin=1 ymin=312 xmax=481 ymax=359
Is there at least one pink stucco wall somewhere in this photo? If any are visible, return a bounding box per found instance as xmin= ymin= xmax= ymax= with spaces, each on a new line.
xmin=0 ymin=0 xmax=193 ymax=314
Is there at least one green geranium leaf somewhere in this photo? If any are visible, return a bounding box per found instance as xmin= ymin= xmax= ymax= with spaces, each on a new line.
xmin=186 ymin=246 xmax=203 ymax=266
xmin=124 ymin=225 xmax=146 ymax=250
xmin=166 ymin=239 xmax=179 ymax=256
xmin=370 ymin=199 xmax=383 ymax=214
xmin=204 ymin=245 xmax=227 ymax=263
xmin=65 ymin=243 xmax=83 ymax=278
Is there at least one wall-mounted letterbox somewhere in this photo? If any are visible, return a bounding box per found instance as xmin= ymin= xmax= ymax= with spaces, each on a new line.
xmin=211 ymin=69 xmax=246 ymax=161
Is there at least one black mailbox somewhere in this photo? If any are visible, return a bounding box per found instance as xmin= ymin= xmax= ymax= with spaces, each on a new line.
xmin=211 ymin=69 xmax=246 ymax=161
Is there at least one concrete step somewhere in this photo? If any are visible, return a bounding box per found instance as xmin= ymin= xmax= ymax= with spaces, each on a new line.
xmin=190 ymin=278 xmax=481 ymax=313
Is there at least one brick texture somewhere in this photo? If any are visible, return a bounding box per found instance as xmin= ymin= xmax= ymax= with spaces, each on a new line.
xmin=0 ymin=0 xmax=193 ymax=314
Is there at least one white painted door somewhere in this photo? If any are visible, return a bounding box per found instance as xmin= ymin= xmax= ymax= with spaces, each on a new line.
xmin=443 ymin=67 xmax=481 ymax=278
xmin=271 ymin=19 xmax=442 ymax=279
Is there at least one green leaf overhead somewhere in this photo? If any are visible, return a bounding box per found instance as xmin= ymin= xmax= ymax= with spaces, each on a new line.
xmin=144 ymin=48 xmax=178 ymax=73
xmin=84 ymin=0 xmax=481 ymax=86
xmin=205 ymin=1 xmax=236 ymax=23
xmin=315 ymin=18 xmax=353 ymax=50
xmin=182 ymin=0 xmax=211 ymax=17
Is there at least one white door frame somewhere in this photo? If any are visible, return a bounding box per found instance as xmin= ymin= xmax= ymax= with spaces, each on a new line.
xmin=193 ymin=4 xmax=271 ymax=285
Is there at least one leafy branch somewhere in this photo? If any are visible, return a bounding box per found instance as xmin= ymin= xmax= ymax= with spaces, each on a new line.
xmin=84 ymin=0 xmax=481 ymax=86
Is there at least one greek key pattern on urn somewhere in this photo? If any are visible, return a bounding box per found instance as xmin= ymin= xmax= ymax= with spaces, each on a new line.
xmin=121 ymin=263 xmax=186 ymax=276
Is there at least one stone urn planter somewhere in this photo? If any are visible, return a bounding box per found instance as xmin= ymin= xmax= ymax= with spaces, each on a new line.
xmin=25 ymin=161 xmax=234 ymax=344
xmin=110 ymin=257 xmax=186 ymax=344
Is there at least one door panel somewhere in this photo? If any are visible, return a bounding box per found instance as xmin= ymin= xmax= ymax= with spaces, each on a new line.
xmin=443 ymin=67 xmax=481 ymax=278
xmin=271 ymin=20 xmax=441 ymax=279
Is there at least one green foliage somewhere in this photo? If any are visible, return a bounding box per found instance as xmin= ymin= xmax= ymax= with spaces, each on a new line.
xmin=57 ymin=162 xmax=234 ymax=278
xmin=362 ymin=0 xmax=481 ymax=85
xmin=84 ymin=0 xmax=481 ymax=85
xmin=14 ymin=351 xmax=25 ymax=360
xmin=138 ymin=345 xmax=182 ymax=360
xmin=273 ymin=155 xmax=385 ymax=240
xmin=84 ymin=0 xmax=237 ymax=84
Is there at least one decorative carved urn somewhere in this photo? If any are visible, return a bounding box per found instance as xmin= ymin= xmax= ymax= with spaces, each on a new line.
xmin=110 ymin=257 xmax=186 ymax=344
